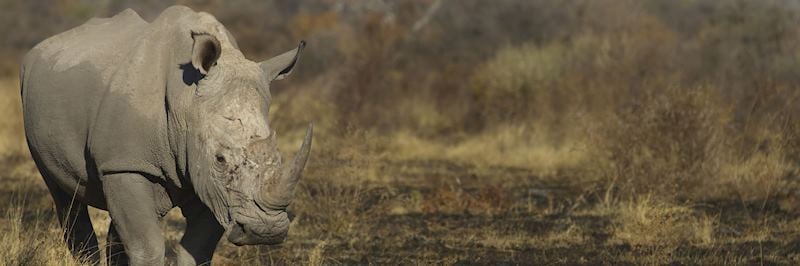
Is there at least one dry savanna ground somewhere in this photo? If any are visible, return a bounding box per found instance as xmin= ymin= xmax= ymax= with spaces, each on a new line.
xmin=2 ymin=80 xmax=800 ymax=265
xmin=3 ymin=0 xmax=800 ymax=265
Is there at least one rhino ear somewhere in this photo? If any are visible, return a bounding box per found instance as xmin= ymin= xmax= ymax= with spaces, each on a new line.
xmin=260 ymin=41 xmax=305 ymax=81
xmin=191 ymin=32 xmax=221 ymax=75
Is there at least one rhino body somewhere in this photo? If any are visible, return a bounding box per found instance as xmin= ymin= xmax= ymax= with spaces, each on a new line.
xmin=21 ymin=6 xmax=311 ymax=265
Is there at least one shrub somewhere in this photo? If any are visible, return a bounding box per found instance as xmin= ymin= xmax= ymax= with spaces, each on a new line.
xmin=469 ymin=43 xmax=566 ymax=126
xmin=591 ymin=85 xmax=730 ymax=199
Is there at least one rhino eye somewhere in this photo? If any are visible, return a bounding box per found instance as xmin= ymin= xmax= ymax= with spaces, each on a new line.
xmin=215 ymin=154 xmax=227 ymax=164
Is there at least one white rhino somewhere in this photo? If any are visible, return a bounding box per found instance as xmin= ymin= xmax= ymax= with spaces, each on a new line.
xmin=21 ymin=6 xmax=311 ymax=265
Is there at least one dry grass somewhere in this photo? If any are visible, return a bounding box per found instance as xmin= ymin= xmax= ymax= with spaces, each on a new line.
xmin=383 ymin=124 xmax=589 ymax=175
xmin=0 ymin=78 xmax=25 ymax=157
xmin=612 ymin=196 xmax=712 ymax=247
xmin=0 ymin=205 xmax=87 ymax=266
xmin=0 ymin=141 xmax=88 ymax=266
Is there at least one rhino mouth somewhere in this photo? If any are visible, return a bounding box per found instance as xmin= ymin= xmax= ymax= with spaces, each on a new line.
xmin=227 ymin=209 xmax=291 ymax=246
xmin=227 ymin=222 xmax=252 ymax=246
xmin=227 ymin=222 xmax=286 ymax=246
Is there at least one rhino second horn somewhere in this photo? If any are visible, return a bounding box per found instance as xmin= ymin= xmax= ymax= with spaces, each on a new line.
xmin=257 ymin=123 xmax=313 ymax=210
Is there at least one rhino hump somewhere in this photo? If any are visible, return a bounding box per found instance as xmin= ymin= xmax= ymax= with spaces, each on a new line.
xmin=35 ymin=9 xmax=147 ymax=74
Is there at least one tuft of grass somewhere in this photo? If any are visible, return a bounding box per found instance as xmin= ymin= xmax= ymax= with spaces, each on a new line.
xmin=613 ymin=196 xmax=713 ymax=247
xmin=611 ymin=196 xmax=717 ymax=265
xmin=0 ymin=204 xmax=91 ymax=266
xmin=306 ymin=240 xmax=327 ymax=266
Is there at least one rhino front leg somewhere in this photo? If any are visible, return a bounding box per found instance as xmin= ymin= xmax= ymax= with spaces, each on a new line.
xmin=103 ymin=173 xmax=165 ymax=265
xmin=106 ymin=221 xmax=129 ymax=266
xmin=175 ymin=198 xmax=225 ymax=265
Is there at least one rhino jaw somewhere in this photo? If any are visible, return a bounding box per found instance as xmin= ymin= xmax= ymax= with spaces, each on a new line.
xmin=227 ymin=219 xmax=288 ymax=246
xmin=256 ymin=123 xmax=313 ymax=210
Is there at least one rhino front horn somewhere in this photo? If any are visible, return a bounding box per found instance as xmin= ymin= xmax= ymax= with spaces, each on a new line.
xmin=258 ymin=123 xmax=313 ymax=210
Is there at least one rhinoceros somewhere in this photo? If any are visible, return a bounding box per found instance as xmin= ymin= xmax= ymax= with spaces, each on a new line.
xmin=21 ymin=6 xmax=311 ymax=265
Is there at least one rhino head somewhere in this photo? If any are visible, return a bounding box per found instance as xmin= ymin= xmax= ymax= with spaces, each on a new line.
xmin=180 ymin=30 xmax=310 ymax=246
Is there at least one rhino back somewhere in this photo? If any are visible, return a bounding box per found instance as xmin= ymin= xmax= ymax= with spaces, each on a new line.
xmin=22 ymin=9 xmax=170 ymax=207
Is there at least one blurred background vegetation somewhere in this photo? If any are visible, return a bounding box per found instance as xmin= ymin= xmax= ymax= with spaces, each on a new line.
xmin=3 ymin=0 xmax=800 ymax=264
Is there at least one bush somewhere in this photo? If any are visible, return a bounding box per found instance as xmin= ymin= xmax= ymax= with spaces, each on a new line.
xmin=590 ymin=84 xmax=795 ymax=202
xmin=469 ymin=43 xmax=566 ymax=126
xmin=593 ymin=86 xmax=731 ymax=199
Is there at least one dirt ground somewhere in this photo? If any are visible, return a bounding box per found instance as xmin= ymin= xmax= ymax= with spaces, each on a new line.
xmin=2 ymin=153 xmax=798 ymax=265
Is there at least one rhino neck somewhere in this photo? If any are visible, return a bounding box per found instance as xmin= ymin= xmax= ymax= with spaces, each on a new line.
xmin=164 ymin=52 xmax=226 ymax=222
xmin=157 ymin=6 xmax=248 ymax=226
xmin=162 ymin=26 xmax=199 ymax=191
xmin=160 ymin=8 xmax=215 ymax=185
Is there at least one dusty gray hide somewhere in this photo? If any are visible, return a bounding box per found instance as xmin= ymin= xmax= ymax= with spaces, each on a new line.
xmin=21 ymin=5 xmax=311 ymax=266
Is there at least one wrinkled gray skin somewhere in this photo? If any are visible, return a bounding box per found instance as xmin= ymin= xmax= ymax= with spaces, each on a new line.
xmin=21 ymin=6 xmax=312 ymax=265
